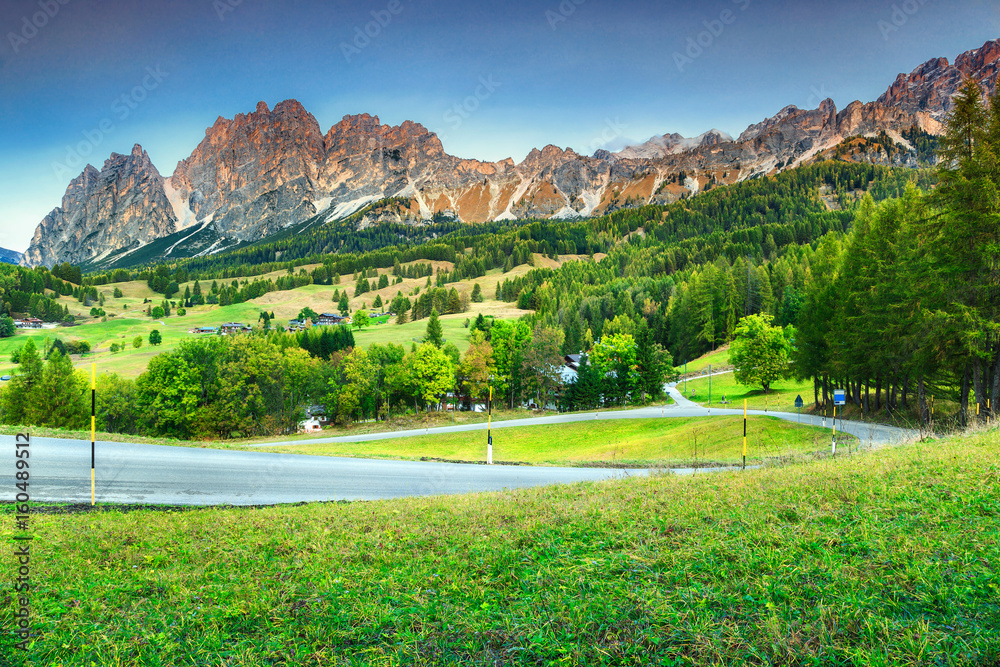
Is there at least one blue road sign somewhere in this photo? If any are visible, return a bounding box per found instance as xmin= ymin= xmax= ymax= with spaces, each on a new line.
xmin=834 ymin=389 xmax=846 ymax=406
xmin=794 ymin=395 xmax=804 ymax=408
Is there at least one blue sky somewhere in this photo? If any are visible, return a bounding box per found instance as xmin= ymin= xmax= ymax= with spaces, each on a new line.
xmin=0 ymin=0 xmax=997 ymax=252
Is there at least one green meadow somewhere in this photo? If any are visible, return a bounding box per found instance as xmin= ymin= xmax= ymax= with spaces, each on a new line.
xmin=257 ymin=415 xmax=847 ymax=467
xmin=2 ymin=429 xmax=997 ymax=665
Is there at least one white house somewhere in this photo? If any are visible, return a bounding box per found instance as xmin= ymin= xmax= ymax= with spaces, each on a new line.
xmin=300 ymin=416 xmax=323 ymax=433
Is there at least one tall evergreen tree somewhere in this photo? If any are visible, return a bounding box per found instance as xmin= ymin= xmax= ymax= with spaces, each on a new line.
xmin=425 ymin=309 xmax=444 ymax=348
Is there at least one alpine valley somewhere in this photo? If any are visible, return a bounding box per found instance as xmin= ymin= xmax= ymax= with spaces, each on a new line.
xmin=21 ymin=38 xmax=1000 ymax=270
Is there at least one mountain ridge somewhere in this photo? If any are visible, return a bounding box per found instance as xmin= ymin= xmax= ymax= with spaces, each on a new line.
xmin=23 ymin=38 xmax=1000 ymax=268
xmin=0 ymin=247 xmax=23 ymax=264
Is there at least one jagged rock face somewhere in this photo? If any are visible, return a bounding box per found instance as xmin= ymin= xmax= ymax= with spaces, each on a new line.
xmin=23 ymin=146 xmax=176 ymax=267
xmin=877 ymin=39 xmax=1000 ymax=118
xmin=170 ymin=100 xmax=326 ymax=240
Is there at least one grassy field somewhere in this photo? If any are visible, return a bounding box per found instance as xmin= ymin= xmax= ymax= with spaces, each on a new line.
xmin=256 ymin=416 xmax=848 ymax=467
xmin=680 ymin=346 xmax=732 ymax=375
xmin=0 ymin=259 xmax=553 ymax=378
xmin=683 ymin=371 xmax=817 ymax=413
xmin=2 ymin=429 xmax=997 ymax=665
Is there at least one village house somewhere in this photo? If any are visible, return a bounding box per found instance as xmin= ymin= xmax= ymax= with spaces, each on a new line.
xmin=316 ymin=313 xmax=347 ymax=326
xmin=299 ymin=405 xmax=330 ymax=433
xmin=15 ymin=318 xmax=43 ymax=329
xmin=219 ymin=322 xmax=252 ymax=335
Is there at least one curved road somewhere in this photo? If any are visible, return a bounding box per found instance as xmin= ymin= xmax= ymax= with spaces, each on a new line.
xmin=266 ymin=385 xmax=915 ymax=450
xmin=1 ymin=387 xmax=914 ymax=506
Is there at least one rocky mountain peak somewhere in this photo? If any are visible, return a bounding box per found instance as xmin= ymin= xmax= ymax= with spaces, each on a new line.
xmin=877 ymin=38 xmax=1000 ymax=118
xmin=326 ymin=113 xmax=386 ymax=139
xmin=169 ymin=98 xmax=326 ymax=238
xmin=955 ymin=38 xmax=1000 ymax=77
xmin=62 ymin=164 xmax=100 ymax=210
xmin=617 ymin=129 xmax=736 ymax=160
xmin=24 ymin=144 xmax=176 ymax=267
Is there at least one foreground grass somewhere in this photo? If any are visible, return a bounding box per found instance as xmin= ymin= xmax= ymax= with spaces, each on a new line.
xmin=258 ymin=416 xmax=845 ymax=467
xmin=3 ymin=432 xmax=999 ymax=665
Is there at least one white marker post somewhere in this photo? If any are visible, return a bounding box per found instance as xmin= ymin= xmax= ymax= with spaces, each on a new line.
xmin=833 ymin=389 xmax=846 ymax=457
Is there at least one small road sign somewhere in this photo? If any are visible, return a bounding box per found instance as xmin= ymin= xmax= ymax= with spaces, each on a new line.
xmin=794 ymin=395 xmax=804 ymax=408
xmin=834 ymin=389 xmax=846 ymax=406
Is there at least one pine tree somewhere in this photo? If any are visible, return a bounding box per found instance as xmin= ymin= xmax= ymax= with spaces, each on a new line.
xmin=425 ymin=309 xmax=444 ymax=348
xmin=447 ymin=288 xmax=462 ymax=314
xmin=1 ymin=339 xmax=42 ymax=425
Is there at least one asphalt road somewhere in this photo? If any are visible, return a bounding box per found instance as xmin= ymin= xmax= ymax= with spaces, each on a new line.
xmin=270 ymin=384 xmax=916 ymax=449
xmin=0 ymin=385 xmax=914 ymax=506
xmin=1 ymin=436 xmax=662 ymax=505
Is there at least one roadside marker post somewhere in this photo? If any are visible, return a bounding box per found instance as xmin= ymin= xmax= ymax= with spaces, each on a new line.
xmin=742 ymin=399 xmax=747 ymax=470
xmin=833 ymin=389 xmax=846 ymax=457
xmin=487 ymin=386 xmax=493 ymax=465
xmin=90 ymin=363 xmax=96 ymax=506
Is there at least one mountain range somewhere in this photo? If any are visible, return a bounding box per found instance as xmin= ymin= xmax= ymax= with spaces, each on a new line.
xmin=0 ymin=247 xmax=23 ymax=264
xmin=22 ymin=38 xmax=1000 ymax=269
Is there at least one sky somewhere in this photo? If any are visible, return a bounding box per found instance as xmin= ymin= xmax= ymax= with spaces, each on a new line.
xmin=0 ymin=0 xmax=997 ymax=253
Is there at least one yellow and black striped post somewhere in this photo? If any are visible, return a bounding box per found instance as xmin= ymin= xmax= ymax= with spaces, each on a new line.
xmin=486 ymin=386 xmax=493 ymax=465
xmin=90 ymin=363 xmax=96 ymax=505
xmin=742 ymin=399 xmax=747 ymax=470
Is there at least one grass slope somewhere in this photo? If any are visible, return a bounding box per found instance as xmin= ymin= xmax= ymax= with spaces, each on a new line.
xmin=258 ymin=416 xmax=846 ymax=467
xmin=1 ymin=431 xmax=997 ymax=665
xmin=683 ymin=372 xmax=817 ymax=413
xmin=680 ymin=346 xmax=732 ymax=375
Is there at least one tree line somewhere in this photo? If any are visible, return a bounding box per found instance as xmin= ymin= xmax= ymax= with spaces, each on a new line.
xmin=790 ymin=80 xmax=1000 ymax=424
xmin=0 ymin=308 xmax=675 ymax=437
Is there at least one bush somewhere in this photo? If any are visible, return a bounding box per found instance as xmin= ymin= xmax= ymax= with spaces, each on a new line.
xmin=0 ymin=315 xmax=14 ymax=338
xmin=65 ymin=340 xmax=91 ymax=355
